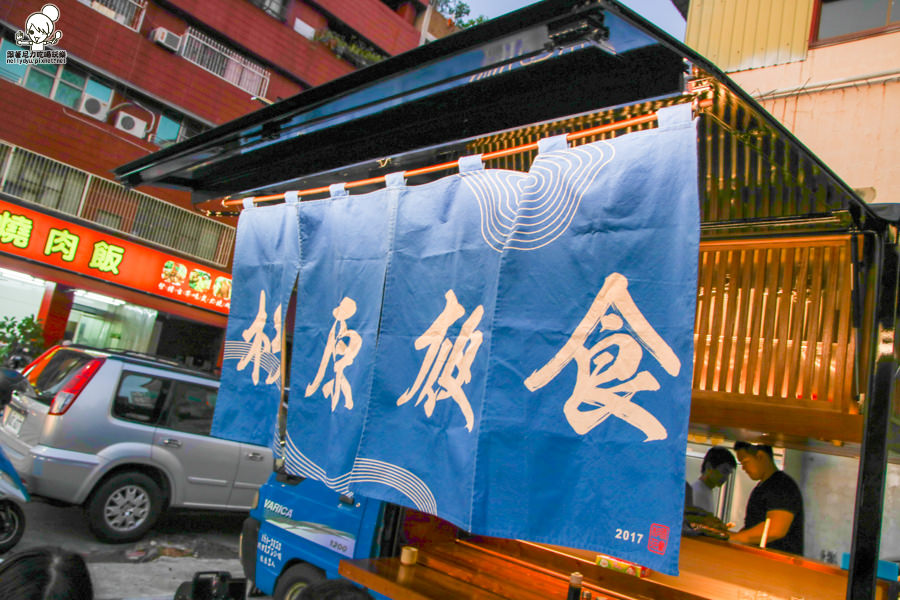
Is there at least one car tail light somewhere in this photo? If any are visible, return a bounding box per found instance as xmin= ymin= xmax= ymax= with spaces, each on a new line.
xmin=23 ymin=346 xmax=63 ymax=386
xmin=22 ymin=346 xmax=59 ymax=376
xmin=48 ymin=358 xmax=105 ymax=415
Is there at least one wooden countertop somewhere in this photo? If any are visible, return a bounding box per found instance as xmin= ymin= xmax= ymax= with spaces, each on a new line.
xmin=340 ymin=557 xmax=516 ymax=600
xmin=339 ymin=553 xmax=618 ymax=600
xmin=340 ymin=535 xmax=895 ymax=600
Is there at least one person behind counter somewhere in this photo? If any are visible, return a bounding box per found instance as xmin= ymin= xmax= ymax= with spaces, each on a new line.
xmin=729 ymin=442 xmax=804 ymax=555
xmin=690 ymin=446 xmax=737 ymax=513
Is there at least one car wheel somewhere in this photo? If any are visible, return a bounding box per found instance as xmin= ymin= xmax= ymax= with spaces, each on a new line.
xmin=0 ymin=500 xmax=25 ymax=553
xmin=273 ymin=563 xmax=325 ymax=600
xmin=86 ymin=472 xmax=163 ymax=543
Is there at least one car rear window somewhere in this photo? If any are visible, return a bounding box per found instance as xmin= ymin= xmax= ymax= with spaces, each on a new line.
xmin=24 ymin=348 xmax=98 ymax=405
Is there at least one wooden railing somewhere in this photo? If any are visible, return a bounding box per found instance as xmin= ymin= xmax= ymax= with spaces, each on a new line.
xmin=690 ymin=235 xmax=862 ymax=441
xmin=0 ymin=140 xmax=235 ymax=267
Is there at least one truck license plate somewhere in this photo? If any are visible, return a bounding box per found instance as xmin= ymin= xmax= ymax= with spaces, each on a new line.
xmin=5 ymin=409 xmax=24 ymax=435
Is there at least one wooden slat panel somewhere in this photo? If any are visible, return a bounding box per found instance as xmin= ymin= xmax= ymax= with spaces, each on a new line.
xmin=704 ymin=250 xmax=729 ymax=390
xmin=784 ymin=247 xmax=810 ymax=401
xmin=771 ymin=247 xmax=794 ymax=397
xmin=816 ymin=245 xmax=839 ymax=403
xmin=832 ymin=244 xmax=854 ymax=413
xmin=693 ymin=236 xmax=856 ymax=434
xmin=744 ymin=248 xmax=768 ymax=395
xmin=801 ymin=246 xmax=825 ymax=401
xmin=756 ymin=247 xmax=781 ymax=397
xmin=694 ymin=250 xmax=715 ymax=389
xmin=716 ymin=250 xmax=741 ymax=392
xmin=730 ymin=249 xmax=754 ymax=394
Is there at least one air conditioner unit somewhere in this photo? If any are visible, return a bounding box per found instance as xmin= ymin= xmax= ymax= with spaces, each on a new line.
xmin=151 ymin=27 xmax=182 ymax=53
xmin=114 ymin=111 xmax=148 ymax=139
xmin=293 ymin=18 xmax=316 ymax=40
xmin=77 ymin=94 xmax=110 ymax=121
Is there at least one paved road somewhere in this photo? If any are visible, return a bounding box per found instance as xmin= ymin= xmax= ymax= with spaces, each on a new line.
xmin=6 ymin=499 xmax=253 ymax=600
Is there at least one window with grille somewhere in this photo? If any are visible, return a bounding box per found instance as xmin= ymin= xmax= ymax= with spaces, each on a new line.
xmin=87 ymin=0 xmax=147 ymax=31
xmin=178 ymin=28 xmax=270 ymax=96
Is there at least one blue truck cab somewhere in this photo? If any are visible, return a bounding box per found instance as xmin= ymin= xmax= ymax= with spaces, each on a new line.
xmin=240 ymin=473 xmax=395 ymax=598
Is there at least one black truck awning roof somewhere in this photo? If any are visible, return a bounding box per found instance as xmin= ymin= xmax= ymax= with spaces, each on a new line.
xmin=114 ymin=0 xmax=690 ymax=201
xmin=114 ymin=0 xmax=878 ymax=225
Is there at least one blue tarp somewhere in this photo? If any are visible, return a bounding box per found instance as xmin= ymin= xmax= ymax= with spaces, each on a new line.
xmin=214 ymin=103 xmax=699 ymax=574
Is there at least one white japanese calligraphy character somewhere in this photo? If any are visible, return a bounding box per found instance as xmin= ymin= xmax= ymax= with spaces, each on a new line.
xmin=305 ymin=297 xmax=362 ymax=411
xmin=524 ymin=273 xmax=680 ymax=441
xmin=236 ymin=290 xmax=282 ymax=385
xmin=398 ymin=290 xmax=482 ymax=432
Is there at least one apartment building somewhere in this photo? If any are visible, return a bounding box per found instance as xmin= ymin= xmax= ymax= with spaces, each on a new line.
xmin=0 ymin=0 xmax=442 ymax=367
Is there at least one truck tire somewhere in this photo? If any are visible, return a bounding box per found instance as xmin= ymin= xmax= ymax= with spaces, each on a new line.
xmin=273 ymin=563 xmax=326 ymax=600
xmin=86 ymin=472 xmax=163 ymax=543
xmin=0 ymin=500 xmax=25 ymax=553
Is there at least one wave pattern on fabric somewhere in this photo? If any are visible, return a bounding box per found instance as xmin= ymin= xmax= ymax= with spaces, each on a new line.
xmin=222 ymin=341 xmax=281 ymax=382
xmin=283 ymin=432 xmax=437 ymax=514
xmin=461 ymin=141 xmax=614 ymax=251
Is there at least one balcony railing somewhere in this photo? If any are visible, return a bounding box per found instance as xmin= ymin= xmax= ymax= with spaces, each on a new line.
xmin=88 ymin=0 xmax=147 ymax=32
xmin=179 ymin=28 xmax=270 ymax=97
xmin=0 ymin=141 xmax=235 ymax=267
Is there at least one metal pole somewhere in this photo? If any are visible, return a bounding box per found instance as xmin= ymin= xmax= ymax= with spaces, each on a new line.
xmin=77 ymin=173 xmax=91 ymax=218
xmin=0 ymin=145 xmax=15 ymax=192
xmin=847 ymin=235 xmax=898 ymax=599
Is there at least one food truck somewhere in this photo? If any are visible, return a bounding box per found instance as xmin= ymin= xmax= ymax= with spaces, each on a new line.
xmin=115 ymin=1 xmax=899 ymax=598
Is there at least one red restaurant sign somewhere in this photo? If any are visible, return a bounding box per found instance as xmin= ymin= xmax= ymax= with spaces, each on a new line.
xmin=0 ymin=199 xmax=231 ymax=315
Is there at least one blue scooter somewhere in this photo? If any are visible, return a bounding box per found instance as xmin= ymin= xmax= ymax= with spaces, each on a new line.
xmin=0 ymin=367 xmax=30 ymax=554
xmin=0 ymin=444 xmax=28 ymax=553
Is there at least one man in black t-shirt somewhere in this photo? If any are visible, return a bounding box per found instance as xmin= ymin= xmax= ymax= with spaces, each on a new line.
xmin=729 ymin=442 xmax=804 ymax=555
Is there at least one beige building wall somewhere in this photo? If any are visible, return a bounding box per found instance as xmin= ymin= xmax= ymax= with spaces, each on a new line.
xmin=686 ymin=0 xmax=814 ymax=71
xmin=726 ymin=32 xmax=900 ymax=204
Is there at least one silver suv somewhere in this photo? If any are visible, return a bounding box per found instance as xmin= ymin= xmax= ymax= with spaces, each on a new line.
xmin=0 ymin=345 xmax=272 ymax=543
